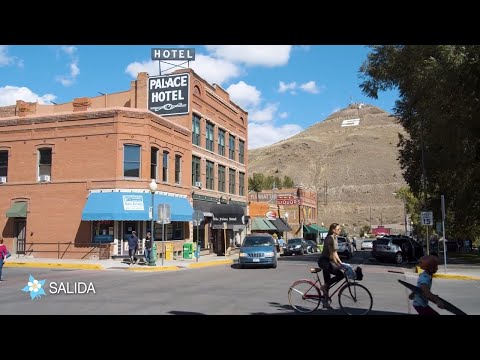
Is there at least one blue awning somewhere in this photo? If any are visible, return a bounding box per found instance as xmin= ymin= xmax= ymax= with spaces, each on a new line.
xmin=81 ymin=192 xmax=193 ymax=221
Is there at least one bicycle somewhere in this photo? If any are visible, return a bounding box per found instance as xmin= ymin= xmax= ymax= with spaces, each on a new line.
xmin=288 ymin=265 xmax=373 ymax=315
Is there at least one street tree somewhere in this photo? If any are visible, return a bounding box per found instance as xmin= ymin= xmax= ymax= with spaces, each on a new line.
xmin=360 ymin=45 xmax=480 ymax=239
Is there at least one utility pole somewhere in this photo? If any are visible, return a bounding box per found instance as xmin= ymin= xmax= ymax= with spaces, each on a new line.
xmin=420 ymin=116 xmax=429 ymax=254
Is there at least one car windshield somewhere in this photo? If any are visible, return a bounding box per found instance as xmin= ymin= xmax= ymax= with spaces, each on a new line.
xmin=243 ymin=237 xmax=274 ymax=247
xmin=287 ymin=239 xmax=302 ymax=245
xmin=337 ymin=238 xmax=346 ymax=243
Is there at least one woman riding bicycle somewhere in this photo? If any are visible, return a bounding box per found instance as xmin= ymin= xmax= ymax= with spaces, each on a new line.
xmin=318 ymin=223 xmax=344 ymax=306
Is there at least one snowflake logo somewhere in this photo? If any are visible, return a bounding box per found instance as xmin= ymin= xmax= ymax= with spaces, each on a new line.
xmin=21 ymin=275 xmax=47 ymax=300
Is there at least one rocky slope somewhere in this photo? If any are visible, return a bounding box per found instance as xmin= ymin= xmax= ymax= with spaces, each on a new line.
xmin=248 ymin=104 xmax=409 ymax=233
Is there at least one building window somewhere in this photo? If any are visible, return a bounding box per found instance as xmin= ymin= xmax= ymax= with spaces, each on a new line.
xmin=124 ymin=144 xmax=140 ymax=178
xmin=218 ymin=165 xmax=225 ymax=192
xmin=239 ymin=172 xmax=245 ymax=196
xmin=175 ymin=155 xmax=181 ymax=184
xmin=206 ymin=160 xmax=214 ymax=190
xmin=192 ymin=156 xmax=201 ymax=186
xmin=229 ymin=168 xmax=236 ymax=194
xmin=229 ymin=134 xmax=235 ymax=160
xmin=192 ymin=114 xmax=201 ymax=146
xmin=0 ymin=150 xmax=8 ymax=180
xmin=92 ymin=221 xmax=114 ymax=243
xmin=218 ymin=128 xmax=225 ymax=156
xmin=239 ymin=140 xmax=245 ymax=164
xmin=151 ymin=147 xmax=158 ymax=180
xmin=38 ymin=148 xmax=52 ymax=181
xmin=162 ymin=151 xmax=169 ymax=182
xmin=206 ymin=122 xmax=214 ymax=152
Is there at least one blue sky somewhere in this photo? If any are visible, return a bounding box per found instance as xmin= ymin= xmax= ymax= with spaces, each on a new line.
xmin=0 ymin=45 xmax=399 ymax=149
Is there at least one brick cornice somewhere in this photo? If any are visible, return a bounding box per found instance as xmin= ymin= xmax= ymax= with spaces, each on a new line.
xmin=0 ymin=108 xmax=190 ymax=136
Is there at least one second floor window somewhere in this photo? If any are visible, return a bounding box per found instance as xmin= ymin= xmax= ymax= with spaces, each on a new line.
xmin=229 ymin=135 xmax=235 ymax=160
xmin=192 ymin=156 xmax=201 ymax=186
xmin=175 ymin=155 xmax=181 ymax=184
xmin=239 ymin=172 xmax=245 ymax=196
xmin=162 ymin=151 xmax=169 ymax=182
xmin=0 ymin=150 xmax=8 ymax=179
xmin=206 ymin=122 xmax=214 ymax=151
xmin=239 ymin=140 xmax=245 ymax=164
xmin=218 ymin=128 xmax=225 ymax=156
xmin=38 ymin=148 xmax=52 ymax=180
xmin=151 ymin=147 xmax=158 ymax=180
xmin=192 ymin=114 xmax=201 ymax=146
xmin=218 ymin=165 xmax=225 ymax=192
xmin=229 ymin=168 xmax=236 ymax=194
xmin=206 ymin=160 xmax=214 ymax=190
xmin=124 ymin=144 xmax=140 ymax=178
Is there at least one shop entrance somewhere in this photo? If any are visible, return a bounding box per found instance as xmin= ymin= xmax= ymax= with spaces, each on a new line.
xmin=121 ymin=221 xmax=142 ymax=255
xmin=14 ymin=219 xmax=26 ymax=255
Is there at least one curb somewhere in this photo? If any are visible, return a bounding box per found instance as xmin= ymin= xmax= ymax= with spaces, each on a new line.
xmin=4 ymin=262 xmax=104 ymax=270
xmin=188 ymin=259 xmax=234 ymax=268
xmin=128 ymin=266 xmax=181 ymax=272
xmin=415 ymin=266 xmax=480 ymax=281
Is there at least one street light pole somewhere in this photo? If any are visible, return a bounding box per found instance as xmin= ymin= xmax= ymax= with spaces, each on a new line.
xmin=148 ymin=179 xmax=158 ymax=266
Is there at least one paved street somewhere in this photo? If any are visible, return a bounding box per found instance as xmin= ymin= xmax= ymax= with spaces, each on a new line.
xmin=0 ymin=251 xmax=479 ymax=315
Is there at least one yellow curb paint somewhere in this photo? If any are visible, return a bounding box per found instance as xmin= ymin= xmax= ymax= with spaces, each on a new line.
xmin=128 ymin=266 xmax=180 ymax=271
xmin=415 ymin=266 xmax=480 ymax=281
xmin=188 ymin=260 xmax=233 ymax=268
xmin=4 ymin=262 xmax=104 ymax=270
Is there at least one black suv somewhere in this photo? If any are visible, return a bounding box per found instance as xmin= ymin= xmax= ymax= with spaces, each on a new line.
xmin=372 ymin=235 xmax=424 ymax=264
xmin=283 ymin=238 xmax=309 ymax=256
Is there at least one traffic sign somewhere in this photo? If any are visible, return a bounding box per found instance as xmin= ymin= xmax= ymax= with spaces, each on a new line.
xmin=421 ymin=211 xmax=433 ymax=226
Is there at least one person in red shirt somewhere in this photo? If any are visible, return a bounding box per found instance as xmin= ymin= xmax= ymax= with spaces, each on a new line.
xmin=0 ymin=238 xmax=9 ymax=281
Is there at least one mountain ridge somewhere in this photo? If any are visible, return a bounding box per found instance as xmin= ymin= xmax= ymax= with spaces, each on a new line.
xmin=248 ymin=103 xmax=408 ymax=233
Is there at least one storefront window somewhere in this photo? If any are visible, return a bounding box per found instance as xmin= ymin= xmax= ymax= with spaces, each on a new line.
xmin=92 ymin=221 xmax=114 ymax=242
xmin=153 ymin=222 xmax=185 ymax=241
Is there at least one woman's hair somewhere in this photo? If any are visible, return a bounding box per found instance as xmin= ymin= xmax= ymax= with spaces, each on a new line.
xmin=328 ymin=223 xmax=339 ymax=236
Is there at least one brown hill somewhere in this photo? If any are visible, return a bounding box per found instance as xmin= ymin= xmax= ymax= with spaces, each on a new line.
xmin=248 ymin=103 xmax=409 ymax=234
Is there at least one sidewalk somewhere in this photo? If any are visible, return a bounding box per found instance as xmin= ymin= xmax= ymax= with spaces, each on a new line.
xmin=4 ymin=252 xmax=237 ymax=272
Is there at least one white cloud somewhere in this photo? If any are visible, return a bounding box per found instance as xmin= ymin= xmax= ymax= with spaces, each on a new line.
xmin=279 ymin=112 xmax=288 ymax=119
xmin=250 ymin=103 xmax=279 ymax=123
xmin=226 ymin=81 xmax=261 ymax=109
xmin=299 ymin=81 xmax=320 ymax=94
xmin=125 ymin=60 xmax=159 ymax=77
xmin=248 ymin=122 xmax=302 ymax=149
xmin=0 ymin=85 xmax=56 ymax=106
xmin=278 ymin=81 xmax=297 ymax=93
xmin=125 ymin=54 xmax=241 ymax=86
xmin=0 ymin=45 xmax=22 ymax=67
xmin=55 ymin=46 xmax=79 ymax=87
xmin=205 ymin=45 xmax=292 ymax=67
xmin=61 ymin=46 xmax=77 ymax=55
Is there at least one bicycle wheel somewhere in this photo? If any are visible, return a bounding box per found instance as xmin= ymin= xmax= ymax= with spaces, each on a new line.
xmin=338 ymin=283 xmax=373 ymax=315
xmin=288 ymin=280 xmax=321 ymax=313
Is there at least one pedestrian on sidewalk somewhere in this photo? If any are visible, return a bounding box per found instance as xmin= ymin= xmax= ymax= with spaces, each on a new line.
xmin=409 ymin=254 xmax=445 ymax=315
xmin=0 ymin=238 xmax=9 ymax=281
xmin=144 ymin=231 xmax=152 ymax=264
xmin=128 ymin=231 xmax=139 ymax=265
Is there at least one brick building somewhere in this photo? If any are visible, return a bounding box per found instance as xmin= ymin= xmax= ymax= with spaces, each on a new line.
xmin=0 ymin=68 xmax=248 ymax=258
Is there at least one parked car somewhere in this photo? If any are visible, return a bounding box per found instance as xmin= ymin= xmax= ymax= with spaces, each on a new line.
xmin=361 ymin=240 xmax=373 ymax=250
xmin=372 ymin=235 xmax=424 ymax=264
xmin=305 ymin=240 xmax=319 ymax=253
xmin=238 ymin=233 xmax=277 ymax=268
xmin=337 ymin=236 xmax=353 ymax=258
xmin=283 ymin=238 xmax=309 ymax=256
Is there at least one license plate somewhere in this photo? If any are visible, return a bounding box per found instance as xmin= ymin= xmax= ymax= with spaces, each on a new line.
xmin=253 ymin=258 xmax=260 ymax=262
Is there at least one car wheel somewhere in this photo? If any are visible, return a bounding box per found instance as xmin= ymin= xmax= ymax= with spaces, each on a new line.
xmin=395 ymin=252 xmax=403 ymax=264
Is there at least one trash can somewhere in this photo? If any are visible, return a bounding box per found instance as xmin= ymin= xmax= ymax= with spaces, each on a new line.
xmin=183 ymin=243 xmax=193 ymax=259
xmin=165 ymin=243 xmax=173 ymax=260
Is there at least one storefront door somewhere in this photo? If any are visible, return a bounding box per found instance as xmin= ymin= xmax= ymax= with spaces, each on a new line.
xmin=122 ymin=221 xmax=141 ymax=255
xmin=15 ymin=219 xmax=26 ymax=255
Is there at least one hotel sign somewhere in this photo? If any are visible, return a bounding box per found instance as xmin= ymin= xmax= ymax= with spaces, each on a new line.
xmin=148 ymin=73 xmax=190 ymax=116
xmin=151 ymin=48 xmax=196 ymax=61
